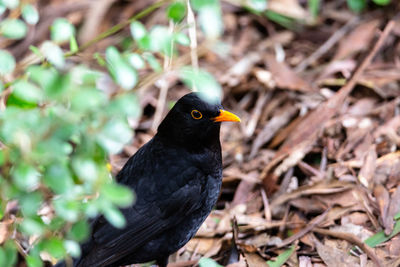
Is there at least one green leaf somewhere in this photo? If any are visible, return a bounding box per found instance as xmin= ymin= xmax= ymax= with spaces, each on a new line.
xmin=265 ymin=11 xmax=296 ymax=30
xmin=365 ymin=219 xmax=400 ymax=248
xmin=102 ymin=183 xmax=135 ymax=207
xmin=130 ymin=21 xmax=151 ymax=50
xmin=44 ymin=163 xmax=73 ymax=194
xmin=179 ymin=66 xmax=222 ymax=104
xmin=103 ymin=206 xmax=126 ymax=228
xmin=20 ymin=217 xmax=45 ymax=236
xmin=373 ymin=0 xmax=390 ymax=5
xmin=71 ymin=87 xmax=106 ymax=112
xmin=347 ymin=0 xmax=366 ymax=12
xmin=72 ymin=157 xmax=98 ymax=182
xmin=127 ymin=53 xmax=145 ymax=69
xmin=143 ymin=53 xmax=162 ymax=72
xmin=19 ymin=192 xmax=43 ymax=216
xmin=41 ymin=41 xmax=65 ymax=68
xmin=248 ymin=0 xmax=267 ymax=11
xmin=197 ymin=5 xmax=223 ymax=39
xmin=267 ymin=245 xmax=296 ymax=267
xmin=70 ymin=35 xmax=79 ymax=53
xmin=107 ymin=93 xmax=141 ymax=117
xmin=12 ymin=163 xmax=40 ymax=191
xmin=149 ymin=26 xmax=173 ymax=55
xmin=51 ymin=18 xmax=76 ymax=43
xmin=190 ymin=0 xmax=217 ymax=10
xmin=12 ymin=80 xmax=43 ymax=104
xmin=106 ymin=46 xmax=138 ymax=90
xmin=0 ymin=19 xmax=27 ymax=39
xmin=308 ymin=0 xmax=320 ymax=18
xmin=0 ymin=241 xmax=17 ymax=267
xmin=2 ymin=0 xmax=19 ymax=10
xmin=69 ymin=220 xmax=90 ymax=242
xmin=198 ymin=258 xmax=223 ymax=267
xmin=0 ymin=49 xmax=16 ymax=75
xmin=22 ymin=4 xmax=39 ymax=25
xmin=167 ymin=2 xmax=187 ymax=23
xmin=64 ymin=240 xmax=81 ymax=257
xmin=0 ymin=5 xmax=5 ymax=16
xmin=174 ymin=32 xmax=190 ymax=46
xmin=26 ymin=254 xmax=42 ymax=267
xmin=97 ymin=119 xmax=133 ymax=154
xmin=42 ymin=237 xmax=66 ymax=259
xmin=53 ymin=198 xmax=80 ymax=222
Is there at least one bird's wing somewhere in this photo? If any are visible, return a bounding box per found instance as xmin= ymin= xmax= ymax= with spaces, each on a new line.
xmin=80 ymin=168 xmax=204 ymax=267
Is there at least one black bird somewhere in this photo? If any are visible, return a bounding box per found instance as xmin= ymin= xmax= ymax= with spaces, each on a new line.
xmin=55 ymin=92 xmax=240 ymax=267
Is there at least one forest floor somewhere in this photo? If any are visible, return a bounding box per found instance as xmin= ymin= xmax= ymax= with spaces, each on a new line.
xmin=6 ymin=0 xmax=400 ymax=266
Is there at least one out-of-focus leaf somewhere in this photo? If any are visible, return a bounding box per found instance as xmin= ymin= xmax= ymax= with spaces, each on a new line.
xmin=42 ymin=237 xmax=66 ymax=259
xmin=0 ymin=49 xmax=16 ymax=75
xmin=167 ymin=2 xmax=186 ymax=22
xmin=106 ymin=46 xmax=138 ymax=90
xmin=2 ymin=0 xmax=19 ymax=10
xmin=198 ymin=258 xmax=223 ymax=267
xmin=149 ymin=26 xmax=173 ymax=55
xmin=265 ymin=11 xmax=296 ymax=30
xmin=19 ymin=192 xmax=42 ymax=216
xmin=68 ymin=220 xmax=90 ymax=242
xmin=267 ymin=245 xmax=296 ymax=267
xmin=72 ymin=157 xmax=98 ymax=182
xmin=71 ymin=87 xmax=106 ymax=112
xmin=12 ymin=80 xmax=43 ymax=104
xmin=22 ymin=4 xmax=39 ymax=25
xmin=107 ymin=93 xmax=141 ymax=118
xmin=103 ymin=206 xmax=126 ymax=228
xmin=309 ymin=0 xmax=320 ymax=18
xmin=190 ymin=0 xmax=217 ymax=10
xmin=347 ymin=0 xmax=366 ymax=12
xmin=0 ymin=241 xmax=17 ymax=267
xmin=102 ymin=183 xmax=135 ymax=207
xmin=53 ymin=198 xmax=80 ymax=222
xmin=0 ymin=19 xmax=27 ymax=39
xmin=0 ymin=5 xmax=5 ymax=16
xmin=51 ymin=18 xmax=75 ymax=43
xmin=26 ymin=254 xmax=42 ymax=267
xmin=12 ymin=163 xmax=40 ymax=191
xmin=44 ymin=163 xmax=73 ymax=194
xmin=130 ymin=21 xmax=151 ymax=50
xmin=174 ymin=32 xmax=190 ymax=46
xmin=143 ymin=53 xmax=162 ymax=72
xmin=248 ymin=0 xmax=267 ymax=11
xmin=373 ymin=0 xmax=390 ymax=4
xmin=70 ymin=35 xmax=79 ymax=53
xmin=41 ymin=41 xmax=65 ymax=68
xmin=64 ymin=240 xmax=81 ymax=258
xmin=127 ymin=53 xmax=145 ymax=69
xmin=197 ymin=5 xmax=223 ymax=39
xmin=97 ymin=119 xmax=133 ymax=154
xmin=179 ymin=66 xmax=222 ymax=104
xmin=20 ymin=217 xmax=45 ymax=236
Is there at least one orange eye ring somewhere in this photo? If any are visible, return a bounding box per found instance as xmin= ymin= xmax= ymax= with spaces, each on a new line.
xmin=191 ymin=110 xmax=202 ymax=120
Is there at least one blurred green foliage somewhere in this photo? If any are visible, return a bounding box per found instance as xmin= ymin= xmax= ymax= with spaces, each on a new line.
xmin=0 ymin=0 xmax=225 ymax=265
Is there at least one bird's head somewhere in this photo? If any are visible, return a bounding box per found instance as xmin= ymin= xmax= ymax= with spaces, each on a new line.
xmin=157 ymin=92 xmax=240 ymax=148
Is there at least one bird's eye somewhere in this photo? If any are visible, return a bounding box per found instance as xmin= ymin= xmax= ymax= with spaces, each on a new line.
xmin=191 ymin=110 xmax=202 ymax=120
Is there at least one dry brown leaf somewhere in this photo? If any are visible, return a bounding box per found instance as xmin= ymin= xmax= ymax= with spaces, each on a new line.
xmin=243 ymin=252 xmax=269 ymax=267
xmin=358 ymin=145 xmax=377 ymax=188
xmin=315 ymin=239 xmax=360 ymax=267
xmin=334 ymin=20 xmax=380 ymax=60
xmin=269 ymin=0 xmax=308 ymax=20
xmin=265 ymin=54 xmax=315 ymax=92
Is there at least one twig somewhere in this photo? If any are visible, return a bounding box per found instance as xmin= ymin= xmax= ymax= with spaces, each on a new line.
xmin=277 ymin=208 xmax=330 ymax=248
xmin=294 ymin=17 xmax=359 ymax=73
xmin=313 ymin=228 xmax=383 ymax=267
xmin=186 ymin=0 xmax=198 ymax=70
xmin=261 ymin=188 xmax=272 ymax=222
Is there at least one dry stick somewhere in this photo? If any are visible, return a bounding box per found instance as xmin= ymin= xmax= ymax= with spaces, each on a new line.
xmin=313 ymin=228 xmax=383 ymax=267
xmin=294 ymin=17 xmax=359 ymax=73
xmin=276 ymin=208 xmax=330 ymax=248
xmin=261 ymin=188 xmax=272 ymax=222
xmin=186 ymin=0 xmax=198 ymax=70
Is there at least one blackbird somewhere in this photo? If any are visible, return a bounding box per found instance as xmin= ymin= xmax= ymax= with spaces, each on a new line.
xmin=55 ymin=92 xmax=240 ymax=267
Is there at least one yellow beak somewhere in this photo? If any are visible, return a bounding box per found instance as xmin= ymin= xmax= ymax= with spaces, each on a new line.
xmin=213 ymin=109 xmax=241 ymax=122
